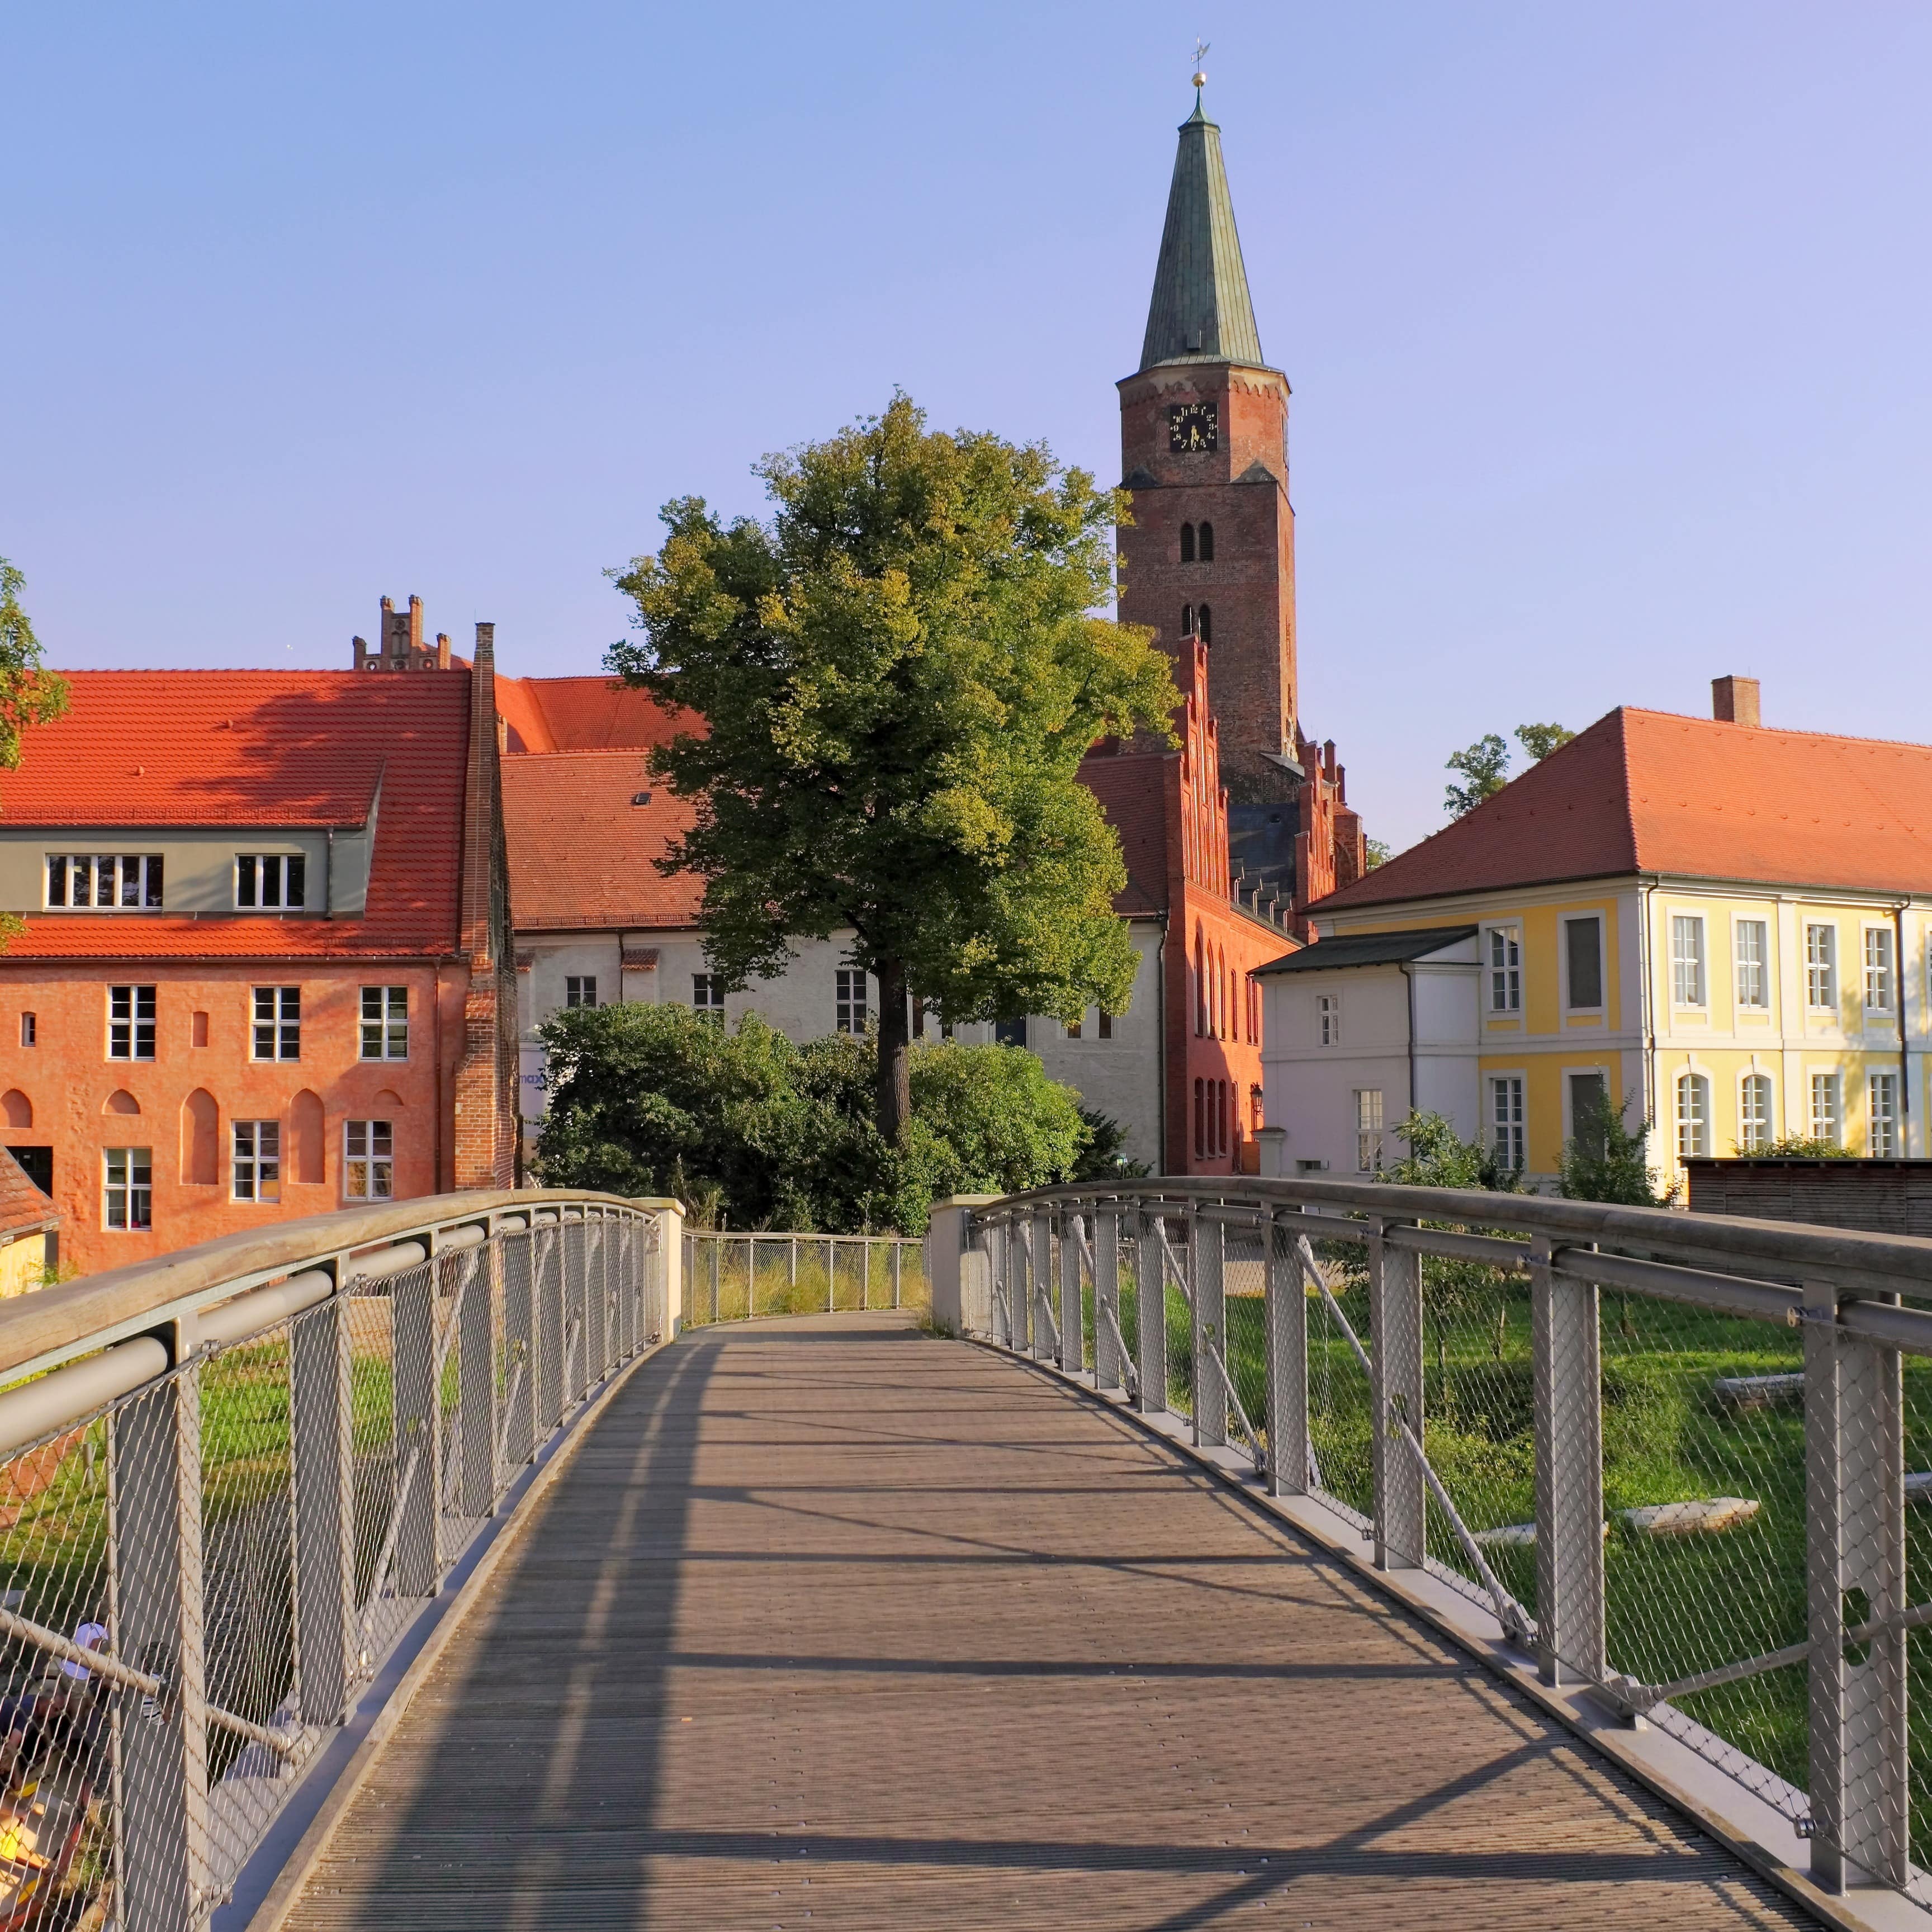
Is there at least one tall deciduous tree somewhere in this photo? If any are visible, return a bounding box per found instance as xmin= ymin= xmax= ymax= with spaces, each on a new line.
xmin=608 ymin=395 xmax=1178 ymax=1143
xmin=0 ymin=558 xmax=68 ymax=951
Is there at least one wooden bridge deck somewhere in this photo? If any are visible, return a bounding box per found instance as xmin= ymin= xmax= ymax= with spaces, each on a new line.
xmin=279 ymin=1313 xmax=1811 ymax=1929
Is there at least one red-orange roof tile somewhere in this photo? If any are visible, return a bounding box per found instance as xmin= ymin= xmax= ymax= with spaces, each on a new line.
xmin=502 ymin=751 xmax=704 ymax=930
xmin=0 ymin=1149 xmax=56 ymax=1242
xmin=0 ymin=670 xmax=471 ymax=958
xmin=496 ymin=675 xmax=692 ymax=755
xmin=1317 ymin=707 xmax=1932 ymax=912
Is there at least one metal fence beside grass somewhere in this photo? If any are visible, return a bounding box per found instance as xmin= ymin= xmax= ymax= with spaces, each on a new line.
xmin=948 ymin=1177 xmax=1932 ymax=1910
xmin=0 ymin=1189 xmax=675 ymax=1932
xmin=681 ymin=1231 xmax=924 ymax=1327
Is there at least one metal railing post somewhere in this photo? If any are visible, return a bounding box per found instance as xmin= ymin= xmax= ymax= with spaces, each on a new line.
xmin=537 ymin=1219 xmax=565 ymax=1431
xmin=584 ymin=1215 xmax=607 ymax=1380
xmin=1265 ymin=1211 xmax=1307 ymax=1496
xmin=292 ymin=1280 xmax=354 ymax=1725
xmin=392 ymin=1261 xmax=439 ymax=1596
xmin=1008 ymin=1221 xmax=1030 ymax=1352
xmin=1806 ymin=1298 xmax=1910 ymax=1892
xmin=747 ymin=1235 xmax=758 ymax=1320
xmin=1059 ymin=1210 xmax=1084 ymax=1375
xmin=1532 ymin=1235 xmax=1604 ymax=1683
xmin=1367 ymin=1219 xmax=1424 ymax=1571
xmin=109 ymin=1335 xmax=209 ymax=1932
xmin=1135 ymin=1211 xmax=1167 ymax=1414
xmin=460 ymin=1240 xmax=496 ymax=1518
xmin=789 ymin=1235 xmax=798 ymax=1296
xmin=893 ymin=1241 xmax=903 ymax=1309
xmin=710 ymin=1234 xmax=722 ymax=1326
xmin=1094 ymin=1208 xmax=1123 ymax=1392
xmin=1194 ymin=1213 xmax=1227 ymax=1449
xmin=570 ymin=1214 xmax=592 ymax=1400
xmin=1032 ymin=1208 xmax=1056 ymax=1362
xmin=827 ymin=1238 xmax=836 ymax=1314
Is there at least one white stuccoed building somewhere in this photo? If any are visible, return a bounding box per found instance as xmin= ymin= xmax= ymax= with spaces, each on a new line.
xmin=1255 ymin=926 xmax=1480 ymax=1178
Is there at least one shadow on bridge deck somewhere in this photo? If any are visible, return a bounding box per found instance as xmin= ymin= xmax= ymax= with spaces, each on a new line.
xmin=278 ymin=1313 xmax=1810 ymax=1929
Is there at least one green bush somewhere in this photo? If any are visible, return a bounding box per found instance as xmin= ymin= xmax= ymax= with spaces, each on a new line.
xmin=533 ymin=1003 xmax=1090 ymax=1233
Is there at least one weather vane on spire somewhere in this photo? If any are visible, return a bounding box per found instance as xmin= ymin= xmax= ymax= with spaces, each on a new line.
xmin=1192 ymin=38 xmax=1210 ymax=91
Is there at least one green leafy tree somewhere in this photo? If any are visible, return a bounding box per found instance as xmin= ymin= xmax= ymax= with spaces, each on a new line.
xmin=1444 ymin=734 xmax=1509 ymax=817
xmin=607 ymin=394 xmax=1178 ymax=1145
xmin=1748 ymin=1133 xmax=1857 ymax=1160
xmin=1069 ymin=1107 xmax=1153 ymax=1182
xmin=1557 ymin=1090 xmax=1676 ymax=1205
xmin=1514 ymin=721 xmax=1575 ymax=763
xmin=1385 ymin=1109 xmax=1524 ymax=1192
xmin=0 ymin=560 xmax=68 ymax=950
xmin=533 ymin=1002 xmax=1087 ymax=1233
xmin=1363 ymin=836 xmax=1391 ymax=870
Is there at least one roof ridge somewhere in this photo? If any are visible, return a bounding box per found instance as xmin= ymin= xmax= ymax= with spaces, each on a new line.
xmin=1622 ymin=705 xmax=1932 ymax=756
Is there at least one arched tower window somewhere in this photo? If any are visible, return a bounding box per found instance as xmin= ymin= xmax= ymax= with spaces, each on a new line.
xmin=1180 ymin=523 xmax=1196 ymax=563
xmin=1196 ymin=604 xmax=1213 ymax=646
xmin=1198 ymin=522 xmax=1214 ymax=562
xmin=1181 ymin=603 xmax=1195 ymax=637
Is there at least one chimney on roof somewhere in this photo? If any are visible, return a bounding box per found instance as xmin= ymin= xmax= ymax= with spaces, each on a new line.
xmin=1713 ymin=675 xmax=1761 ymax=728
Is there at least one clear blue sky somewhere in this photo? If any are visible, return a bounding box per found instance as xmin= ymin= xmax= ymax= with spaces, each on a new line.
xmin=6 ymin=2 xmax=1929 ymax=851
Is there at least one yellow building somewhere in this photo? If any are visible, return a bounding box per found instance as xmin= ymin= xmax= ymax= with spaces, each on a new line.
xmin=0 ymin=1146 xmax=58 ymax=1296
xmin=1261 ymin=679 xmax=1932 ymax=1195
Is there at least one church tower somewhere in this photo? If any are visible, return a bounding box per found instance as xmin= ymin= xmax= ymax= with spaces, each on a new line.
xmin=1117 ymin=91 xmax=1295 ymax=803
xmin=1117 ymin=84 xmax=1366 ymax=924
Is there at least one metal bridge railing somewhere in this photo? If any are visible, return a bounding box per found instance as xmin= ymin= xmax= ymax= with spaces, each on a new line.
xmin=943 ymin=1177 xmax=1932 ymax=1910
xmin=0 ymin=1187 xmax=678 ymax=1932
xmin=681 ymin=1230 xmax=924 ymax=1328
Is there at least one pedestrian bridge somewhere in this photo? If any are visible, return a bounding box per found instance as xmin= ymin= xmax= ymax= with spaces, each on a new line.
xmin=0 ymin=1185 xmax=1926 ymax=1930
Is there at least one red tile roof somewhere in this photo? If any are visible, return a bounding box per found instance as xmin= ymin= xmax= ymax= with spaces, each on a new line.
xmin=496 ymin=675 xmax=691 ymax=755
xmin=1317 ymin=707 xmax=1932 ymax=913
xmin=1078 ymin=751 xmax=1172 ymax=917
xmin=0 ymin=1148 xmax=57 ymax=1241
xmin=501 ymin=751 xmax=704 ymax=930
xmin=0 ymin=670 xmax=471 ymax=958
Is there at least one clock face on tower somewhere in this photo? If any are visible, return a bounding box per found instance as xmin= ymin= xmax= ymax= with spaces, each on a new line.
xmin=1167 ymin=400 xmax=1219 ymax=454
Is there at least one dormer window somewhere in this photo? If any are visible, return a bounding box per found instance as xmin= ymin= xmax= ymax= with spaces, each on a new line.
xmin=46 ymin=854 xmax=163 ymax=909
xmin=236 ymin=854 xmax=307 ymax=910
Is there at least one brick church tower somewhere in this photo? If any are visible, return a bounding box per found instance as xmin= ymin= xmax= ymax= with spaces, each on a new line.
xmin=1117 ymin=88 xmax=1366 ymax=929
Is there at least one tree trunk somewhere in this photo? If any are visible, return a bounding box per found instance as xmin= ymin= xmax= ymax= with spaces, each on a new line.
xmin=875 ymin=957 xmax=913 ymax=1145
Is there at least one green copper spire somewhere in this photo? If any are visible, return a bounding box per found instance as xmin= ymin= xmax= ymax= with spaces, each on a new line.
xmin=1139 ymin=92 xmax=1265 ymax=371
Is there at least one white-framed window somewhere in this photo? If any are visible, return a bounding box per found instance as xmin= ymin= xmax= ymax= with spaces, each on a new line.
xmin=1566 ymin=1071 xmax=1609 ymax=1152
xmin=1675 ymin=1071 xmax=1711 ymax=1159
xmin=1739 ymin=1072 xmax=1773 ymax=1153
xmin=1670 ymin=915 xmax=1706 ymax=1008
xmin=107 ymin=984 xmax=157 ymax=1060
xmin=1489 ymin=1076 xmax=1526 ymax=1172
xmin=1354 ymin=1089 xmax=1385 ymax=1173
xmin=18 ymin=1013 xmax=34 ymax=1048
xmin=692 ymin=973 xmax=726 ymax=1019
xmin=1806 ymin=923 xmax=1838 ymax=1011
xmin=1317 ymin=993 xmax=1339 ymax=1047
xmin=1563 ymin=915 xmax=1603 ymax=1011
xmin=235 ymin=853 xmax=306 ymax=910
xmin=47 ymin=854 xmax=164 ymax=909
xmin=343 ymin=1120 xmax=394 ymax=1200
xmin=1735 ymin=919 xmax=1769 ymax=1010
xmin=232 ymin=1119 xmax=281 ymax=1202
xmin=1864 ymin=926 xmax=1896 ymax=1015
xmin=359 ymin=985 xmax=408 ymax=1059
xmin=103 ymin=1147 xmax=152 ymax=1229
xmin=836 ymin=969 xmax=868 ymax=1034
xmin=1870 ymin=1072 xmax=1900 ymax=1157
xmin=564 ymin=976 xmax=597 ymax=1009
xmin=1810 ymin=1072 xmax=1841 ymax=1145
xmin=1487 ymin=927 xmax=1522 ymax=1013
xmin=251 ymin=986 xmax=300 ymax=1060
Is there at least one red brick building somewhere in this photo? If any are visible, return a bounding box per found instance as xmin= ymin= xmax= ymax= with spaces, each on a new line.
xmin=0 ymin=613 xmax=518 ymax=1276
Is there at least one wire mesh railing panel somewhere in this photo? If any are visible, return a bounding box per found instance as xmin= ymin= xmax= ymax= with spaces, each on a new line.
xmin=679 ymin=1235 xmax=924 ymax=1329
xmin=1417 ymin=1255 xmax=1538 ymax=1617
xmin=1597 ymin=1294 xmax=1809 ymax=1816
xmin=1305 ymin=1246 xmax=1374 ymax=1534
xmin=1221 ymin=1222 xmax=1269 ymax=1465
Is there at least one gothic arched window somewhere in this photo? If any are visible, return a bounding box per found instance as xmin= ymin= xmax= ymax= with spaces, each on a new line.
xmin=1196 ymin=603 xmax=1213 ymax=645
xmin=1181 ymin=603 xmax=1195 ymax=637
xmin=1198 ymin=522 xmax=1214 ymax=562
xmin=1180 ymin=522 xmax=1196 ymax=562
